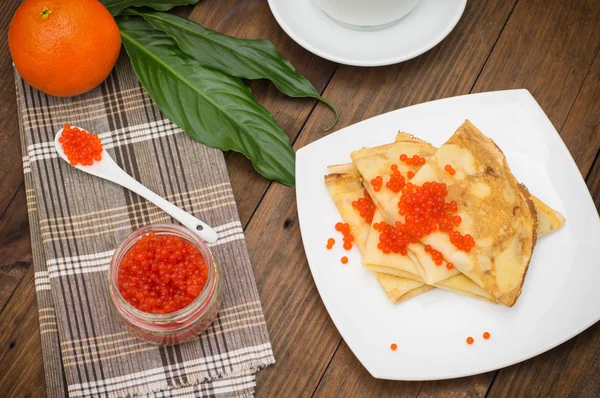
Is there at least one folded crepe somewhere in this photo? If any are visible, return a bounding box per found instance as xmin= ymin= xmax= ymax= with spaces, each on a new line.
xmin=325 ymin=163 xmax=490 ymax=302
xmin=325 ymin=123 xmax=564 ymax=306
xmin=350 ymin=129 xmax=564 ymax=304
xmin=324 ymin=164 xmax=433 ymax=303
xmin=403 ymin=120 xmax=537 ymax=306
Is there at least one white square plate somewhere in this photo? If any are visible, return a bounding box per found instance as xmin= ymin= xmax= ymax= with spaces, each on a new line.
xmin=295 ymin=89 xmax=600 ymax=380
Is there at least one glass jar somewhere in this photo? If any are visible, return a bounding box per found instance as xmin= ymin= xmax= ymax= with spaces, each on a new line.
xmin=108 ymin=224 xmax=221 ymax=345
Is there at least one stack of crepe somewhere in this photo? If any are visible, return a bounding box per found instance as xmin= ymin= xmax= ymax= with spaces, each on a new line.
xmin=325 ymin=120 xmax=565 ymax=307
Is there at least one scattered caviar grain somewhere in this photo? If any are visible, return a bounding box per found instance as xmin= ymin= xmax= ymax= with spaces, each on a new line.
xmin=407 ymin=171 xmax=415 ymax=179
xmin=444 ymin=164 xmax=456 ymax=176
xmin=352 ymin=189 xmax=376 ymax=224
xmin=390 ymin=343 xmax=398 ymax=351
xmin=59 ymin=123 xmax=103 ymax=166
xmin=334 ymin=222 xmax=355 ymax=251
xmin=341 ymin=256 xmax=348 ymax=264
xmin=483 ymin=332 xmax=491 ymax=340
xmin=427 ymin=247 xmax=444 ymax=265
xmin=446 ymin=262 xmax=454 ymax=270
xmin=371 ymin=175 xmax=384 ymax=192
xmin=466 ymin=336 xmax=474 ymax=345
xmin=326 ymin=238 xmax=335 ymax=250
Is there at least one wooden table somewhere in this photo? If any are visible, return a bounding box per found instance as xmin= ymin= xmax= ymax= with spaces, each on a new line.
xmin=1 ymin=0 xmax=599 ymax=396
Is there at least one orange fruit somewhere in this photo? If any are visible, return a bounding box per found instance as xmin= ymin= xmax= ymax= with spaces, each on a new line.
xmin=8 ymin=0 xmax=121 ymax=97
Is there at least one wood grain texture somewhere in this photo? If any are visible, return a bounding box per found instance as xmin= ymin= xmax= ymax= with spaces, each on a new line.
xmin=487 ymin=323 xmax=600 ymax=398
xmin=0 ymin=0 xmax=24 ymax=218
xmin=472 ymin=0 xmax=600 ymax=134
xmin=586 ymin=153 xmax=600 ymax=210
xmin=0 ymin=266 xmax=46 ymax=398
xmin=188 ymin=0 xmax=338 ymax=225
xmin=560 ymin=49 xmax=600 ymax=177
xmin=0 ymin=185 xmax=31 ymax=311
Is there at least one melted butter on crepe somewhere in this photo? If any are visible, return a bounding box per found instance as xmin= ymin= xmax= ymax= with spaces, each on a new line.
xmin=324 ymin=164 xmax=432 ymax=303
xmin=406 ymin=120 xmax=538 ymax=306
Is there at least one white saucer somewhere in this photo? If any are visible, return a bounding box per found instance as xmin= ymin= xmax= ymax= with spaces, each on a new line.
xmin=267 ymin=0 xmax=467 ymax=66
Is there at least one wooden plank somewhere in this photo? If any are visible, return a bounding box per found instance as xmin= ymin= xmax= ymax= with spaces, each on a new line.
xmin=250 ymin=1 xmax=518 ymax=396
xmin=472 ymin=0 xmax=600 ymax=136
xmin=188 ymin=0 xmax=338 ymax=225
xmin=560 ymin=49 xmax=600 ymax=177
xmin=487 ymin=323 xmax=600 ymax=398
xmin=0 ymin=266 xmax=46 ymax=397
xmin=0 ymin=185 xmax=31 ymax=312
xmin=587 ymin=153 xmax=600 ymax=210
xmin=0 ymin=0 xmax=25 ymax=218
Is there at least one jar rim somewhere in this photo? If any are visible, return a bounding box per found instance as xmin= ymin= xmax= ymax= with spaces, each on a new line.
xmin=108 ymin=223 xmax=218 ymax=327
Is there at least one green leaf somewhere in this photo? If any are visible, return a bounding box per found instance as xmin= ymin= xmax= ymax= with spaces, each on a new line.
xmin=100 ymin=0 xmax=199 ymax=16
xmin=128 ymin=9 xmax=338 ymax=129
xmin=117 ymin=17 xmax=295 ymax=186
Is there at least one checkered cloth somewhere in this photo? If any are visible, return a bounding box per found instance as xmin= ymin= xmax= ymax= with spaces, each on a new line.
xmin=16 ymin=55 xmax=275 ymax=397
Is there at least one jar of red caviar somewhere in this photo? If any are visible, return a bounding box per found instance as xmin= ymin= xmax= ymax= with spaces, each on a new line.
xmin=108 ymin=224 xmax=221 ymax=345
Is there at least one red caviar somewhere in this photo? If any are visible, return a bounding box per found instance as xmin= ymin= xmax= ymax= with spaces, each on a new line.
xmin=117 ymin=232 xmax=209 ymax=314
xmin=341 ymin=256 xmax=348 ymax=264
xmin=446 ymin=262 xmax=455 ymax=270
xmin=483 ymin=332 xmax=491 ymax=340
xmin=398 ymin=182 xmax=474 ymax=252
xmin=385 ymin=164 xmax=406 ymax=193
xmin=445 ymin=164 xmax=456 ymax=176
xmin=59 ymin=123 xmax=103 ymax=166
xmin=424 ymin=245 xmax=444 ymax=266
xmin=407 ymin=171 xmax=415 ymax=180
xmin=326 ymin=238 xmax=335 ymax=250
xmin=373 ymin=180 xmax=475 ymax=256
xmin=466 ymin=336 xmax=474 ymax=345
xmin=400 ymin=153 xmax=426 ymax=166
xmin=335 ymin=222 xmax=354 ymax=250
xmin=373 ymin=221 xmax=411 ymax=255
xmin=371 ymin=175 xmax=383 ymax=191
xmin=352 ymin=189 xmax=376 ymax=224
xmin=390 ymin=343 xmax=398 ymax=351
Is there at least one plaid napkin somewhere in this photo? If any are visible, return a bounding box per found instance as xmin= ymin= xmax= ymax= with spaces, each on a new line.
xmin=16 ymin=55 xmax=275 ymax=397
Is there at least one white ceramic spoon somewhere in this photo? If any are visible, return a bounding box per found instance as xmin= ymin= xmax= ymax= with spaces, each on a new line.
xmin=54 ymin=127 xmax=219 ymax=243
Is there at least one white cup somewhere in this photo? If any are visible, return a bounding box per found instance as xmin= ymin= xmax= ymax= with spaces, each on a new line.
xmin=316 ymin=0 xmax=421 ymax=30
